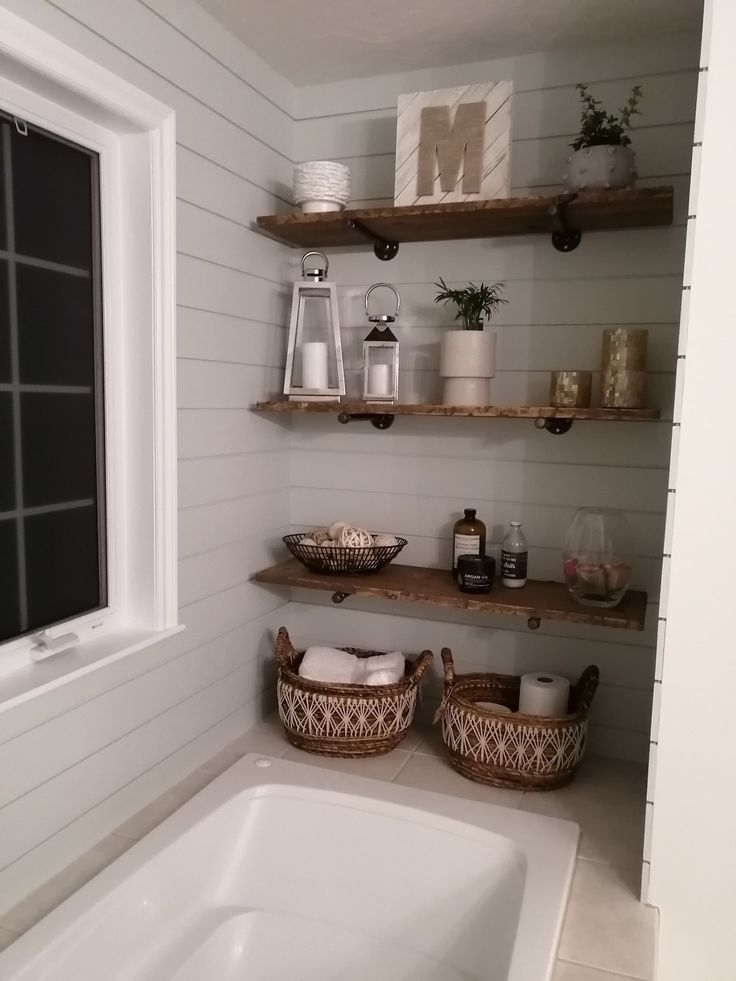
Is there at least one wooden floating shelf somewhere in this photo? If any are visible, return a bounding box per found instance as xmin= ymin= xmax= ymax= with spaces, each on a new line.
xmin=254 ymin=400 xmax=659 ymax=422
xmin=257 ymin=187 xmax=674 ymax=254
xmin=254 ymin=559 xmax=648 ymax=632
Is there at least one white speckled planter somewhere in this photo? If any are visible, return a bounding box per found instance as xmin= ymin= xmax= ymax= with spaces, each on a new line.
xmin=564 ymin=145 xmax=637 ymax=191
xmin=440 ymin=330 xmax=496 ymax=406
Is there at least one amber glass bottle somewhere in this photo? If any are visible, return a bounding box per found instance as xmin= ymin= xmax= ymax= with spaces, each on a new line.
xmin=452 ymin=508 xmax=486 ymax=577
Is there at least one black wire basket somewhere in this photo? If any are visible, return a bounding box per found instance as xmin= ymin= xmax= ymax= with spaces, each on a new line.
xmin=283 ymin=534 xmax=407 ymax=575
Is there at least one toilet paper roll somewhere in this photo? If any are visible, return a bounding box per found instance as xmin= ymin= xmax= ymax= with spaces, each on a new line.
xmin=518 ymin=673 xmax=571 ymax=717
xmin=474 ymin=701 xmax=512 ymax=714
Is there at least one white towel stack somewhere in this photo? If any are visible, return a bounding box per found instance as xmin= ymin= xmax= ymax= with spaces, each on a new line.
xmin=298 ymin=647 xmax=405 ymax=686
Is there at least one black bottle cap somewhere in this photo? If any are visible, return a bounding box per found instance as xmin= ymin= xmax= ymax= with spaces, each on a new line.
xmin=464 ymin=508 xmax=477 ymax=519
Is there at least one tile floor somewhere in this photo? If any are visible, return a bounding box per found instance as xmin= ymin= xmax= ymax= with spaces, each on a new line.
xmin=0 ymin=719 xmax=657 ymax=980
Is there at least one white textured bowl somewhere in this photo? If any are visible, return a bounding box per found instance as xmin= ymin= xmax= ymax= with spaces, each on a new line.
xmin=294 ymin=160 xmax=351 ymax=207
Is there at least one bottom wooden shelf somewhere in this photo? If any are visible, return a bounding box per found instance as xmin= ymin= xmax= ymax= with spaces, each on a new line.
xmin=254 ymin=559 xmax=648 ymax=631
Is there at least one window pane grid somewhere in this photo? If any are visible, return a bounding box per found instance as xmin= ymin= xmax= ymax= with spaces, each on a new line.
xmin=0 ymin=115 xmax=106 ymax=644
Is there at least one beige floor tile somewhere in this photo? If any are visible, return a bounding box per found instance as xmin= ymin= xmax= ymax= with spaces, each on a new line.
xmin=554 ymin=959 xmax=641 ymax=980
xmin=392 ymin=753 xmax=523 ymax=809
xmin=559 ymin=859 xmax=657 ymax=979
xmin=520 ymin=764 xmax=645 ymax=867
xmin=0 ymin=926 xmax=20 ymax=952
xmin=281 ymin=746 xmax=413 ymax=781
xmin=0 ymin=834 xmax=132 ymax=935
xmin=115 ymin=769 xmax=214 ymax=840
xmin=198 ymin=724 xmax=291 ymax=774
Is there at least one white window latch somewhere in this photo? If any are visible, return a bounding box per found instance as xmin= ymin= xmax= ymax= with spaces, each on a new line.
xmin=13 ymin=117 xmax=28 ymax=136
xmin=30 ymin=629 xmax=80 ymax=662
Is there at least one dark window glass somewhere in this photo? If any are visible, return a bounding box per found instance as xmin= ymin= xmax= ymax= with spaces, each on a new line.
xmin=17 ymin=265 xmax=94 ymax=386
xmin=0 ymin=114 xmax=105 ymax=645
xmin=0 ymin=520 xmax=20 ymax=640
xmin=0 ymin=260 xmax=9 ymax=382
xmin=25 ymin=507 xmax=100 ymax=631
xmin=0 ymin=392 xmax=13 ymax=512
xmin=21 ymin=393 xmax=98 ymax=508
xmin=11 ymin=126 xmax=93 ymax=270
xmin=0 ymin=137 xmax=5 ymax=252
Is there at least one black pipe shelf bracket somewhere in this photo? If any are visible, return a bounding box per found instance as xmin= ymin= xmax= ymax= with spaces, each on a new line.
xmin=548 ymin=195 xmax=582 ymax=253
xmin=534 ymin=416 xmax=574 ymax=435
xmin=346 ymin=218 xmax=400 ymax=261
xmin=337 ymin=410 xmax=395 ymax=430
xmin=331 ymin=592 xmax=350 ymax=604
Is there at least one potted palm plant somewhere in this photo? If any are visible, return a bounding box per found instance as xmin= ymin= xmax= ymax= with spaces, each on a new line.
xmin=564 ymin=83 xmax=643 ymax=191
xmin=434 ymin=278 xmax=507 ymax=406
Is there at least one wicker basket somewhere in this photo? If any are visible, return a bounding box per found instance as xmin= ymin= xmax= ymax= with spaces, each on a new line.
xmin=283 ymin=534 xmax=407 ymax=575
xmin=275 ymin=627 xmax=432 ymax=757
xmin=437 ymin=648 xmax=599 ymax=790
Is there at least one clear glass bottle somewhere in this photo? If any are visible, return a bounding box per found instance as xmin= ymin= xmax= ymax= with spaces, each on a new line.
xmin=452 ymin=508 xmax=486 ymax=577
xmin=501 ymin=521 xmax=528 ymax=588
xmin=564 ymin=507 xmax=631 ymax=608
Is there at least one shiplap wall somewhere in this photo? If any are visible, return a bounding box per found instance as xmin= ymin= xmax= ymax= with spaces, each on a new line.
xmin=286 ymin=35 xmax=699 ymax=761
xmin=0 ymin=0 xmax=296 ymax=912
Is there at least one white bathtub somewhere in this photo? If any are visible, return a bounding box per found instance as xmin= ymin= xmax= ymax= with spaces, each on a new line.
xmin=0 ymin=754 xmax=579 ymax=981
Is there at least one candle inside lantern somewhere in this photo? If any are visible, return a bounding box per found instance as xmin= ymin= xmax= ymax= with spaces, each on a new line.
xmin=367 ymin=363 xmax=392 ymax=397
xmin=302 ymin=341 xmax=328 ymax=390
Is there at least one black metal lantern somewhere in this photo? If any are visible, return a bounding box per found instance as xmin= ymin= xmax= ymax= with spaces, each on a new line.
xmin=362 ymin=283 xmax=400 ymax=403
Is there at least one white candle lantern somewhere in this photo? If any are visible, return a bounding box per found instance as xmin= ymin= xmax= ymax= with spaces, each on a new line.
xmin=284 ymin=252 xmax=345 ymax=401
xmin=363 ymin=283 xmax=400 ymax=403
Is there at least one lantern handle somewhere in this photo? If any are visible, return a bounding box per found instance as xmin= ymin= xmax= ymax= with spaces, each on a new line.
xmin=365 ymin=283 xmax=401 ymax=323
xmin=301 ymin=251 xmax=329 ymax=280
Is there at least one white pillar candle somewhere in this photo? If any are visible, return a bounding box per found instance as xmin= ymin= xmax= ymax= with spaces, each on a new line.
xmin=367 ymin=363 xmax=392 ymax=397
xmin=302 ymin=341 xmax=328 ymax=390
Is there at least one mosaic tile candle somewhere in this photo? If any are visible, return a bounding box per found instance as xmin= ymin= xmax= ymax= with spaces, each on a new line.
xmin=549 ymin=370 xmax=593 ymax=408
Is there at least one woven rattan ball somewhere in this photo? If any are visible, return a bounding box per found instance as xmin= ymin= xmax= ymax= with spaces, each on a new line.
xmin=328 ymin=520 xmax=349 ymax=540
xmin=311 ymin=529 xmax=332 ymax=545
xmin=373 ymin=534 xmax=398 ymax=547
xmin=339 ymin=525 xmax=373 ymax=548
xmin=300 ymin=537 xmax=317 ymax=546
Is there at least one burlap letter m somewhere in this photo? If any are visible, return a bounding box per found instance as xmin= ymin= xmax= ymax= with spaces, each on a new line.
xmin=416 ymin=101 xmax=486 ymax=197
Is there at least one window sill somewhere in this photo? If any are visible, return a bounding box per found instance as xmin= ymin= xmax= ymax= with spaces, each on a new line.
xmin=0 ymin=625 xmax=185 ymax=714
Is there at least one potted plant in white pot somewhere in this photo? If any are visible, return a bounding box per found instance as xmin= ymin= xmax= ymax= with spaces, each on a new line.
xmin=564 ymin=83 xmax=643 ymax=191
xmin=434 ymin=278 xmax=507 ymax=406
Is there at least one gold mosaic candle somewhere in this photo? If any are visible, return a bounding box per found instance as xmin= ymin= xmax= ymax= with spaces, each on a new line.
xmin=600 ymin=368 xmax=647 ymax=408
xmin=549 ymin=370 xmax=593 ymax=408
xmin=601 ymin=328 xmax=648 ymax=372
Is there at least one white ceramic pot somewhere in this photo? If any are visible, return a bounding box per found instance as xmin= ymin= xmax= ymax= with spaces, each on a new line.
xmin=564 ymin=145 xmax=637 ymax=191
xmin=440 ymin=330 xmax=496 ymax=406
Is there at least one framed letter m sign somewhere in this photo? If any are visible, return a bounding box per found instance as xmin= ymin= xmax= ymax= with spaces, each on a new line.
xmin=394 ymin=83 xmax=513 ymax=206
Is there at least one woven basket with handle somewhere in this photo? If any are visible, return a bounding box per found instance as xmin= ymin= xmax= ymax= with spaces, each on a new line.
xmin=437 ymin=648 xmax=599 ymax=790
xmin=275 ymin=627 xmax=433 ymax=758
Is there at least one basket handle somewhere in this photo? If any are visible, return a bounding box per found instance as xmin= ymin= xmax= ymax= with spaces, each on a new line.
xmin=440 ymin=648 xmax=455 ymax=687
xmin=573 ymin=665 xmax=600 ymax=715
xmin=274 ymin=626 xmax=297 ymax=672
xmin=407 ymin=650 xmax=433 ymax=687
xmin=433 ymin=648 xmax=456 ymax=724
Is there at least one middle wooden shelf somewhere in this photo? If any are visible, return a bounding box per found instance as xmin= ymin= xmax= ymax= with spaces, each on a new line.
xmin=254 ymin=558 xmax=648 ymax=632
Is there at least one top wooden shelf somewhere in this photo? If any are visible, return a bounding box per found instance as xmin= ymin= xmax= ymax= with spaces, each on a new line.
xmin=256 ymin=187 xmax=674 ymax=253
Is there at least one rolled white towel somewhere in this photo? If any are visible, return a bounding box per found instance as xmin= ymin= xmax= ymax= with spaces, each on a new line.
xmin=298 ymin=646 xmax=362 ymax=684
xmin=363 ymin=652 xmax=404 ymax=677
xmin=364 ymin=669 xmax=402 ymax=686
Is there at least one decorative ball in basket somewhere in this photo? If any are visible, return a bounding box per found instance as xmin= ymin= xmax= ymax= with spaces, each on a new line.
xmin=436 ymin=648 xmax=599 ymax=790
xmin=275 ymin=627 xmax=432 ymax=757
xmin=284 ymin=520 xmax=407 ymax=575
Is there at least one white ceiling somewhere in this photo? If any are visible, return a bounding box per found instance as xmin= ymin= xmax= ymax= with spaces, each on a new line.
xmin=196 ymin=0 xmax=702 ymax=86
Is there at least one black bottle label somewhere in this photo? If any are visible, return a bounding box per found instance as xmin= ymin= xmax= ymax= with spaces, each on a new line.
xmin=501 ymin=550 xmax=527 ymax=580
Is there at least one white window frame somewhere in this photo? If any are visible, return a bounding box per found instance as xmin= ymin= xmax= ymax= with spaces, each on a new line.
xmin=0 ymin=9 xmax=180 ymax=709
